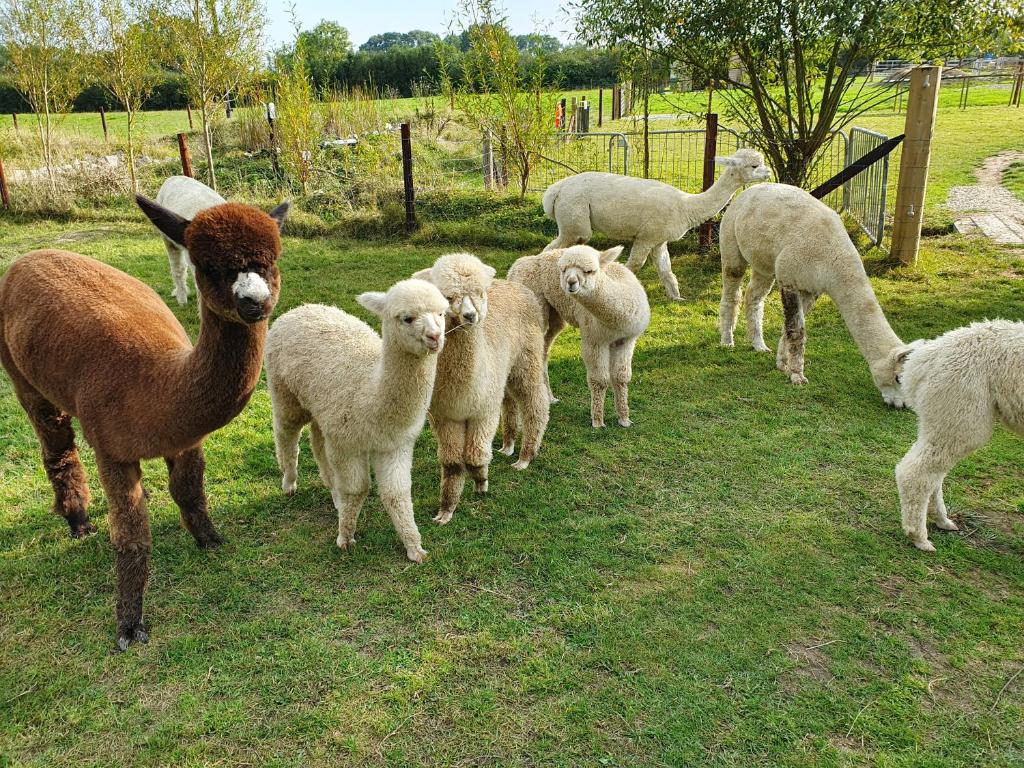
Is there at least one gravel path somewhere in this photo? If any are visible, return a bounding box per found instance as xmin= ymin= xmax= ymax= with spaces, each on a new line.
xmin=946 ymin=151 xmax=1024 ymax=245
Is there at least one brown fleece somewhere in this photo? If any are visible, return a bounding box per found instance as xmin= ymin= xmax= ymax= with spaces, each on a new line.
xmin=0 ymin=202 xmax=283 ymax=649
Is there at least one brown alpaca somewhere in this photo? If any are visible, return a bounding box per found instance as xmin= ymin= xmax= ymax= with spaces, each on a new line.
xmin=0 ymin=195 xmax=289 ymax=650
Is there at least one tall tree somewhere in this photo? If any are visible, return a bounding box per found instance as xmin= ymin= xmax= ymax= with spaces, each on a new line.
xmin=514 ymin=33 xmax=561 ymax=52
xmin=0 ymin=0 xmax=91 ymax=191
xmin=93 ymin=0 xmax=160 ymax=192
xmin=168 ymin=0 xmax=265 ymax=189
xmin=573 ymin=0 xmax=1021 ymax=185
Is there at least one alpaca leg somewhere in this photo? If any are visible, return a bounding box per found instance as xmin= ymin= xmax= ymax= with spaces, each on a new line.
xmin=719 ymin=266 xmax=746 ymax=348
xmin=465 ymin=410 xmax=501 ymax=493
xmin=269 ymin=383 xmax=306 ymax=495
xmin=165 ymin=237 xmax=190 ymax=305
xmin=653 ymin=243 xmax=682 ymax=301
xmin=896 ymin=440 xmax=957 ymax=552
xmin=96 ymin=455 xmax=151 ymax=650
xmin=930 ymin=482 xmax=959 ymax=532
xmin=373 ymin=445 xmax=426 ymax=563
xmin=499 ymin=391 xmax=518 ymax=456
xmin=582 ymin=339 xmax=611 ymax=428
xmin=309 ymin=420 xmax=331 ymax=488
xmin=432 ymin=418 xmax=466 ymax=525
xmin=744 ymin=270 xmax=775 ymax=353
xmin=331 ymin=453 xmax=370 ymax=552
xmin=542 ymin=307 xmax=568 ymax=404
xmin=780 ymin=288 xmax=808 ymax=385
xmin=165 ymin=447 xmax=222 ymax=549
xmin=14 ymin=382 xmax=93 ymax=538
xmin=625 ymin=241 xmax=652 ymax=274
xmin=507 ymin=348 xmax=551 ymax=469
xmin=610 ymin=336 xmax=638 ymax=428
xmin=544 ymin=230 xmax=579 ymax=251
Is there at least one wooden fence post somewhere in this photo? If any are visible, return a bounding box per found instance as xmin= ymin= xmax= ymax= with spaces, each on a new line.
xmin=400 ymin=122 xmax=416 ymax=232
xmin=177 ymin=133 xmax=193 ymax=178
xmin=700 ymin=113 xmax=719 ymax=251
xmin=891 ymin=65 xmax=941 ymax=265
xmin=99 ymin=107 xmax=109 ymax=141
xmin=0 ymin=156 xmax=10 ymax=210
xmin=1010 ymin=62 xmax=1023 ymax=108
xmin=11 ymin=113 xmax=17 ymax=133
xmin=597 ymin=88 xmax=603 ymax=127
xmin=482 ymin=132 xmax=493 ymax=191
xmin=186 ymin=104 xmax=194 ymax=130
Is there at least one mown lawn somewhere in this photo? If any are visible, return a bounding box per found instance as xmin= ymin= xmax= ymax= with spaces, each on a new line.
xmin=0 ymin=205 xmax=1022 ymax=766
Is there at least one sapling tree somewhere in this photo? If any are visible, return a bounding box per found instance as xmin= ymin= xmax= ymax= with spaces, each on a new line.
xmin=0 ymin=0 xmax=91 ymax=191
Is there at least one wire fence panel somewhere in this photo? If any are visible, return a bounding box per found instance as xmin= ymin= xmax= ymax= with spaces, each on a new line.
xmin=844 ymin=128 xmax=891 ymax=246
xmin=624 ymin=128 xmax=746 ymax=192
xmin=528 ymin=132 xmax=629 ymax=191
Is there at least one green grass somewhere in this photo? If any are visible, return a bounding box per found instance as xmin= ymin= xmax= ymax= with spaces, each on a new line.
xmin=1004 ymin=161 xmax=1024 ymax=204
xmin=1 ymin=198 xmax=1023 ymax=766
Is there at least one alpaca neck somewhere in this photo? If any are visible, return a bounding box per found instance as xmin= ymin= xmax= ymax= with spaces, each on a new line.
xmin=830 ymin=268 xmax=904 ymax=371
xmin=180 ymin=302 xmax=267 ymax=434
xmin=676 ymin=171 xmax=742 ymax=231
xmin=372 ymin=339 xmax=437 ymax=430
xmin=574 ymin=278 xmax=629 ymax=329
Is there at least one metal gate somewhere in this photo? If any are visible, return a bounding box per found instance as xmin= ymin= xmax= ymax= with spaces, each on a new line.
xmin=529 ymin=132 xmax=629 ymax=191
xmin=844 ymin=128 xmax=892 ymax=246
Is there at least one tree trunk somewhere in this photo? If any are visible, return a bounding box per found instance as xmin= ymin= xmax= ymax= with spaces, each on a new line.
xmin=126 ymin=107 xmax=137 ymax=193
xmin=200 ymin=99 xmax=217 ymax=190
xmin=642 ymin=87 xmax=650 ymax=179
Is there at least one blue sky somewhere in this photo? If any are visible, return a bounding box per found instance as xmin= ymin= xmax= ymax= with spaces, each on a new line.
xmin=265 ymin=0 xmax=578 ymax=49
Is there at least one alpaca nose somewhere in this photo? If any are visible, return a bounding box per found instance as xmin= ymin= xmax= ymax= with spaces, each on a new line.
xmin=236 ymin=296 xmax=265 ymax=323
xmin=463 ymin=310 xmax=477 ymax=324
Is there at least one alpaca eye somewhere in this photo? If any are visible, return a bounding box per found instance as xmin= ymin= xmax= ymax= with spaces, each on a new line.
xmin=402 ymin=316 xmax=414 ymax=324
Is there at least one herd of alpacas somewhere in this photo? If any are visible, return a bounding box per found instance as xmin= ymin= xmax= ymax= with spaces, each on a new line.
xmin=0 ymin=149 xmax=1020 ymax=649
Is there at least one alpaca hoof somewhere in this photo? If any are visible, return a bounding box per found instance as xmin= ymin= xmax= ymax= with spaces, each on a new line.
xmin=173 ymin=289 xmax=189 ymax=306
xmin=913 ymin=539 xmax=936 ymax=553
xmin=669 ymin=295 xmax=683 ymax=303
xmin=618 ymin=417 xmax=633 ymax=428
xmin=498 ymin=442 xmax=515 ymax=456
xmin=549 ymin=395 xmax=560 ymax=405
xmin=753 ymin=342 xmax=771 ymax=353
xmin=720 ymin=340 xmax=735 ymax=349
xmin=433 ymin=509 xmax=454 ymax=525
xmin=68 ymin=520 xmax=97 ymax=539
xmin=511 ymin=458 xmax=531 ymax=471
xmin=936 ymin=518 xmax=960 ymax=532
xmin=282 ymin=477 xmax=297 ymax=495
xmin=406 ymin=546 xmax=428 ymax=564
xmin=115 ymin=623 xmax=149 ymax=652
xmin=336 ymin=534 xmax=356 ymax=551
xmin=789 ymin=373 xmax=808 ymax=385
xmin=592 ymin=420 xmax=605 ymax=429
xmin=475 ymin=479 xmax=489 ymax=493
xmin=195 ymin=530 xmax=224 ymax=549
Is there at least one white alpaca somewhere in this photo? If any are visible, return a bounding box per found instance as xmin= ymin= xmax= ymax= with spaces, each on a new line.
xmin=719 ymin=182 xmax=909 ymax=406
xmin=264 ymin=280 xmax=448 ymax=563
xmin=155 ymin=175 xmax=225 ymax=305
xmin=896 ymin=320 xmax=1024 ymax=552
xmin=412 ymin=253 xmax=550 ymax=525
xmin=508 ymin=245 xmax=651 ymax=428
xmin=542 ymin=149 xmax=771 ymax=300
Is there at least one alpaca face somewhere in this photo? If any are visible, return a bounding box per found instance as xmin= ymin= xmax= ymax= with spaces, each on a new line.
xmin=358 ymin=280 xmax=449 ymax=356
xmin=715 ymin=149 xmax=772 ymax=184
xmin=136 ymin=196 xmax=290 ymax=324
xmin=558 ymin=245 xmax=623 ymax=298
xmin=416 ymin=253 xmax=496 ymax=329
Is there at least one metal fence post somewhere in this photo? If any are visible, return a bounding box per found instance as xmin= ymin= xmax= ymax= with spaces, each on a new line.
xmin=482 ymin=132 xmax=493 ymax=190
xmin=401 ymin=122 xmax=417 ymax=232
xmin=700 ymin=113 xmax=719 ymax=250
xmin=177 ymin=133 xmax=193 ymax=178
xmin=598 ymin=88 xmax=603 ymax=127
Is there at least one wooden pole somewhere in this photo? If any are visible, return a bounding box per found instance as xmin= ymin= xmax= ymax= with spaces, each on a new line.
xmin=99 ymin=107 xmax=108 ymax=142
xmin=699 ymin=113 xmax=719 ymax=251
xmin=0 ymin=156 xmax=10 ymax=210
xmin=11 ymin=113 xmax=17 ymax=133
xmin=186 ymin=104 xmax=194 ymax=130
xmin=400 ymin=122 xmax=416 ymax=232
xmin=1011 ymin=63 xmax=1024 ymax=108
xmin=891 ymin=65 xmax=941 ymax=265
xmin=597 ymin=88 xmax=603 ymax=127
xmin=177 ymin=132 xmax=193 ymax=178
xmin=482 ymin=132 xmax=493 ymax=191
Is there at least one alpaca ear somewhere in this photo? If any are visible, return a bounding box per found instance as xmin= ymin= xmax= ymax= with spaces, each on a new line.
xmin=483 ymin=264 xmax=497 ymax=280
xmin=357 ymin=291 xmax=388 ymax=317
xmin=714 ymin=156 xmax=738 ymax=168
xmin=136 ymin=194 xmax=189 ymax=247
xmin=600 ymin=246 xmax=624 ymax=265
xmin=268 ymin=201 xmax=291 ymax=232
xmin=411 ymin=268 xmax=433 ymax=282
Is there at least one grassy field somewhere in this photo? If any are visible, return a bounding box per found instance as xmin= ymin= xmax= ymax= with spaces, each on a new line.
xmin=1005 ymin=161 xmax=1024 ymax=203
xmin=1 ymin=80 xmax=1023 ymax=767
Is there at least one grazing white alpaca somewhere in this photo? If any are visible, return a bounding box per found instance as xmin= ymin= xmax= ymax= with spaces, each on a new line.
xmin=154 ymin=176 xmax=225 ymax=305
xmin=508 ymin=245 xmax=651 ymax=428
xmin=719 ymin=182 xmax=909 ymax=406
xmin=542 ymin=149 xmax=771 ymax=300
xmin=412 ymin=253 xmax=550 ymax=525
xmin=264 ymin=280 xmax=448 ymax=563
xmin=896 ymin=320 xmax=1024 ymax=552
